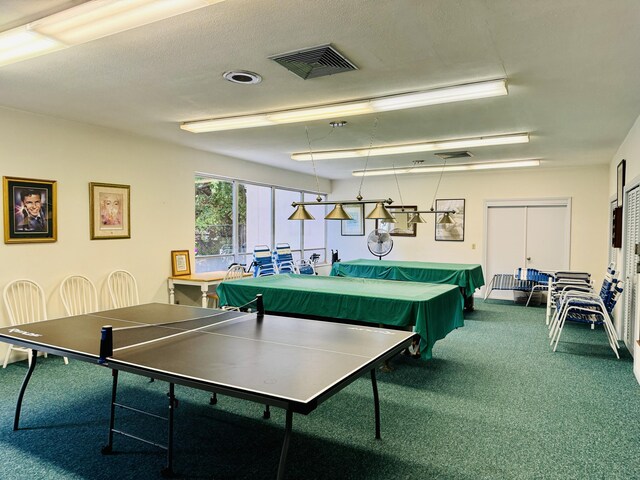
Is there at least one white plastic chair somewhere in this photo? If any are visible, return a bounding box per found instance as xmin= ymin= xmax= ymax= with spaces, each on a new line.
xmin=107 ymin=270 xmax=139 ymax=308
xmin=60 ymin=275 xmax=99 ymax=316
xmin=208 ymin=264 xmax=247 ymax=308
xmin=3 ymin=279 xmax=68 ymax=367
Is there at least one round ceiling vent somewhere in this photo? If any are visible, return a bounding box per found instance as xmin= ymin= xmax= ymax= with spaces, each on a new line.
xmin=223 ymin=71 xmax=262 ymax=84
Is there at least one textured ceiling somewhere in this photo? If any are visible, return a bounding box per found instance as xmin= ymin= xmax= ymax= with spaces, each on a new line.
xmin=1 ymin=0 xmax=639 ymax=179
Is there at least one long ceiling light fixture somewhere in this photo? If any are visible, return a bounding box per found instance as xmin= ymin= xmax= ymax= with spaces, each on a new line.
xmin=0 ymin=0 xmax=224 ymax=67
xmin=292 ymin=132 xmax=529 ymax=161
xmin=353 ymin=159 xmax=541 ymax=177
xmin=181 ymin=78 xmax=508 ymax=133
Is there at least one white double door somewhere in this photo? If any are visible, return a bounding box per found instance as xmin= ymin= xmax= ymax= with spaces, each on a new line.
xmin=484 ymin=199 xmax=571 ymax=300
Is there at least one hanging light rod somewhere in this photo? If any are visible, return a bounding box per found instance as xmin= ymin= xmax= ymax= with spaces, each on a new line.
xmin=291 ymin=198 xmax=393 ymax=207
xmin=0 ymin=0 xmax=225 ymax=68
xmin=353 ymin=158 xmax=540 ymax=177
xmin=181 ymin=79 xmax=508 ymax=133
xmin=293 ymin=132 xmax=529 ymax=161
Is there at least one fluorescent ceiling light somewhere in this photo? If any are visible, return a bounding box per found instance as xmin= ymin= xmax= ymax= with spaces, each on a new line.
xmin=180 ymin=78 xmax=508 ymax=133
xmin=352 ymin=159 xmax=541 ymax=177
xmin=0 ymin=28 xmax=64 ymax=67
xmin=0 ymin=0 xmax=224 ymax=67
xmin=292 ymin=133 xmax=529 ymax=161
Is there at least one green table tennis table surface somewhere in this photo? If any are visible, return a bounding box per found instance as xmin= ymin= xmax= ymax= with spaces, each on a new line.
xmin=217 ymin=274 xmax=464 ymax=359
xmin=330 ymin=259 xmax=485 ymax=297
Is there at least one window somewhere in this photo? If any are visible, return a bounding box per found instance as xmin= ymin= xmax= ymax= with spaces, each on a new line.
xmin=195 ymin=175 xmax=326 ymax=272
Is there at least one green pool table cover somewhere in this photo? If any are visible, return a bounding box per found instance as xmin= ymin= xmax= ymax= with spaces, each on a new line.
xmin=217 ymin=274 xmax=464 ymax=359
xmin=330 ymin=259 xmax=485 ymax=297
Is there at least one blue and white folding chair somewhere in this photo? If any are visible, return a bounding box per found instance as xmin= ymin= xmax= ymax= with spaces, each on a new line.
xmin=549 ymin=268 xmax=621 ymax=358
xmin=295 ymin=259 xmax=315 ymax=275
xmin=545 ymin=270 xmax=592 ymax=325
xmin=273 ymin=243 xmax=295 ymax=274
xmin=252 ymin=245 xmax=277 ymax=277
xmin=513 ymin=268 xmax=555 ymax=307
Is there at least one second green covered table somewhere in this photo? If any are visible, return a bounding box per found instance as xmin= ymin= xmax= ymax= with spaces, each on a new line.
xmin=331 ymin=259 xmax=485 ymax=310
xmin=217 ymin=273 xmax=464 ymax=359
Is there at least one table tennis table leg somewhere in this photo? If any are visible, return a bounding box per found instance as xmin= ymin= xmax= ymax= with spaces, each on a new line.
xmin=13 ymin=349 xmax=38 ymax=431
xmin=102 ymin=369 xmax=119 ymax=455
xmin=277 ymin=408 xmax=293 ymax=480
xmin=370 ymin=369 xmax=381 ymax=439
xmin=162 ymin=382 xmax=176 ymax=478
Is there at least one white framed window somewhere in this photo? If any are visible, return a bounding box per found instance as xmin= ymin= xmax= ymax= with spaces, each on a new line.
xmin=195 ymin=174 xmax=326 ymax=272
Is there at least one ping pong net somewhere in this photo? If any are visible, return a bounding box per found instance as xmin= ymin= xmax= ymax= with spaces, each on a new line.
xmin=99 ymin=295 xmax=264 ymax=364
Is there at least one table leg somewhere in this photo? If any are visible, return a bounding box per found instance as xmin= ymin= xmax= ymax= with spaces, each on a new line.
xmin=161 ymin=382 xmax=176 ymax=477
xmin=370 ymin=369 xmax=381 ymax=439
xmin=168 ymin=280 xmax=175 ymax=305
xmin=277 ymin=409 xmax=293 ymax=480
xmin=200 ymin=285 xmax=208 ymax=308
xmin=101 ymin=369 xmax=119 ymax=454
xmin=14 ymin=349 xmax=38 ymax=430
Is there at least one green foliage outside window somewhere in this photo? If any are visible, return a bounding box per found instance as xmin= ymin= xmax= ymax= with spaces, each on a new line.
xmin=195 ymin=178 xmax=246 ymax=256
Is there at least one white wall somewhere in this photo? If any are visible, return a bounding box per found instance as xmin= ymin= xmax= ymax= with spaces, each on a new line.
xmin=0 ymin=106 xmax=330 ymax=363
xmin=609 ymin=113 xmax=640 ymax=383
xmin=328 ymin=165 xmax=608 ymax=278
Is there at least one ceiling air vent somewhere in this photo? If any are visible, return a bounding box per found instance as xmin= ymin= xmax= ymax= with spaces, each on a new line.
xmin=269 ymin=44 xmax=357 ymax=80
xmin=435 ymin=151 xmax=474 ymax=160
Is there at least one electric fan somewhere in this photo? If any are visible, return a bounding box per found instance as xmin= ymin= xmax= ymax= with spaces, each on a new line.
xmin=367 ymin=229 xmax=393 ymax=260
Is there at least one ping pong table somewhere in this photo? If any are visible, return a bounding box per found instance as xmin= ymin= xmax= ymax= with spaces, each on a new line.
xmin=0 ymin=300 xmax=414 ymax=479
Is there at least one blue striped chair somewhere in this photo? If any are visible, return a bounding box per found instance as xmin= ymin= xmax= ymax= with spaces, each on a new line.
xmin=252 ymin=245 xmax=277 ymax=277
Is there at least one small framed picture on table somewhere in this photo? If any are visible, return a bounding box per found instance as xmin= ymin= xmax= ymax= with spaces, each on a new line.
xmin=171 ymin=250 xmax=191 ymax=276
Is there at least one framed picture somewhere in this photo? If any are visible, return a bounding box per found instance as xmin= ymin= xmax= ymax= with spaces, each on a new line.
xmin=89 ymin=182 xmax=130 ymax=240
xmin=3 ymin=176 xmax=57 ymax=244
xmin=617 ymin=159 xmax=626 ymax=206
xmin=435 ymin=199 xmax=465 ymax=242
xmin=341 ymin=204 xmax=365 ymax=236
xmin=376 ymin=205 xmax=417 ymax=237
xmin=171 ymin=250 xmax=191 ymax=276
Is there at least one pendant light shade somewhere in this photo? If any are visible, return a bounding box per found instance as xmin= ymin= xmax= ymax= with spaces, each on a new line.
xmin=408 ymin=213 xmax=426 ymax=224
xmin=438 ymin=212 xmax=454 ymax=224
xmin=366 ymin=202 xmax=395 ymax=221
xmin=288 ymin=204 xmax=315 ymax=220
xmin=324 ymin=203 xmax=353 ymax=220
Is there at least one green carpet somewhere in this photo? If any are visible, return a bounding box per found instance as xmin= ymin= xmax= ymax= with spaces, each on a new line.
xmin=1 ymin=301 xmax=638 ymax=479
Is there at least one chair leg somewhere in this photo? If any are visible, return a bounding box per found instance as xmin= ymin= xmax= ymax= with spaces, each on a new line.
xmin=63 ymin=357 xmax=69 ymax=365
xmin=2 ymin=345 xmax=12 ymax=368
xmin=483 ymin=276 xmax=496 ymax=301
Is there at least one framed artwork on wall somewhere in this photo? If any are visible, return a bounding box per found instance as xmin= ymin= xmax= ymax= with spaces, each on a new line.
xmin=89 ymin=182 xmax=130 ymax=240
xmin=3 ymin=176 xmax=57 ymax=244
xmin=341 ymin=204 xmax=365 ymax=236
xmin=171 ymin=250 xmax=191 ymax=276
xmin=376 ymin=205 xmax=417 ymax=237
xmin=435 ymin=198 xmax=465 ymax=242
xmin=617 ymin=159 xmax=626 ymax=206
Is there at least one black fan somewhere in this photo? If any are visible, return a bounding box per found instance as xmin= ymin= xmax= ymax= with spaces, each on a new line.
xmin=367 ymin=229 xmax=393 ymax=260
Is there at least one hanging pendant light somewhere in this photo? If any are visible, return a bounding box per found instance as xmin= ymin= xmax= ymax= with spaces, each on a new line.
xmin=325 ymin=204 xmax=353 ymax=220
xmin=408 ymin=213 xmax=426 ymax=224
xmin=438 ymin=212 xmax=454 ymax=224
xmin=367 ymin=202 xmax=396 ymax=221
xmin=288 ymin=204 xmax=315 ymax=220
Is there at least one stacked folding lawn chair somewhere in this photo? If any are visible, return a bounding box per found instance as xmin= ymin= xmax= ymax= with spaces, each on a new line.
xmin=273 ymin=243 xmax=295 ymax=274
xmin=548 ymin=264 xmax=621 ymax=358
xmin=252 ymin=245 xmax=277 ymax=277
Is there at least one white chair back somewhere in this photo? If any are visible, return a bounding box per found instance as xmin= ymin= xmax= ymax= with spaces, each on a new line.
xmin=224 ymin=264 xmax=246 ymax=281
xmin=2 ymin=279 xmax=68 ymax=367
xmin=3 ymin=279 xmax=47 ymax=326
xmin=107 ymin=270 xmax=139 ymax=308
xmin=60 ymin=275 xmax=99 ymax=316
